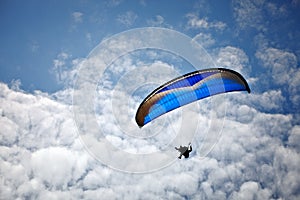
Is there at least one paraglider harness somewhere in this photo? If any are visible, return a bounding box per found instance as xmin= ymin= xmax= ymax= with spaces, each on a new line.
xmin=175 ymin=143 xmax=192 ymax=159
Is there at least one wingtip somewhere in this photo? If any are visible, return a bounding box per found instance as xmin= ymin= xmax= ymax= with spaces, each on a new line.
xmin=246 ymin=85 xmax=251 ymax=93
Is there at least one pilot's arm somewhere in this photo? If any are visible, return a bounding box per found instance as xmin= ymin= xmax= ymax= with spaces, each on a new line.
xmin=188 ymin=145 xmax=192 ymax=152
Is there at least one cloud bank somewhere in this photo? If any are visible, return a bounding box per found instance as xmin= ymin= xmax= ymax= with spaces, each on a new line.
xmin=1 ymin=38 xmax=299 ymax=198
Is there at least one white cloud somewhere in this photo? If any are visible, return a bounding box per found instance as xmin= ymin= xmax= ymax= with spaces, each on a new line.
xmin=186 ymin=14 xmax=226 ymax=31
xmin=266 ymin=2 xmax=288 ymax=17
xmin=72 ymin=12 xmax=83 ymax=23
xmin=256 ymin=48 xmax=297 ymax=84
xmin=230 ymin=181 xmax=271 ymax=200
xmin=0 ymin=116 xmax=18 ymax=145
xmin=83 ymin=188 xmax=117 ymax=199
xmin=233 ymin=0 xmax=292 ymax=33
xmin=31 ymin=147 xmax=88 ymax=189
xmin=1 ymin=33 xmax=300 ymax=199
xmin=117 ymin=11 xmax=137 ymax=27
xmin=256 ymin=47 xmax=300 ymax=109
xmin=287 ymin=68 xmax=300 ymax=109
xmin=233 ymin=90 xmax=285 ymax=112
xmin=146 ymin=15 xmax=173 ymax=29
xmin=52 ymin=52 xmax=80 ymax=87
xmin=192 ymin=32 xmax=215 ymax=48
xmin=147 ymin=15 xmax=164 ymax=27
xmin=10 ymin=79 xmax=22 ymax=91
xmin=214 ymin=46 xmax=250 ymax=73
xmin=288 ymin=126 xmax=300 ymax=151
xmin=232 ymin=0 xmax=265 ymax=31
xmin=273 ymin=146 xmax=300 ymax=198
xmin=2 ymin=67 xmax=299 ymax=199
xmin=53 ymin=52 xmax=69 ymax=73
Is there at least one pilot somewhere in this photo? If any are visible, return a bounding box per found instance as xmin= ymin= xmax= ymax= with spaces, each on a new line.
xmin=175 ymin=143 xmax=192 ymax=159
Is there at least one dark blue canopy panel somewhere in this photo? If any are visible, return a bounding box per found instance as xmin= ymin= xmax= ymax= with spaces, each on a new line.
xmin=135 ymin=68 xmax=250 ymax=127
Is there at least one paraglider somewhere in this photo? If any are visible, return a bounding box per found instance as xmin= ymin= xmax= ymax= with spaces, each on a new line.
xmin=175 ymin=143 xmax=192 ymax=159
xmin=135 ymin=68 xmax=250 ymax=127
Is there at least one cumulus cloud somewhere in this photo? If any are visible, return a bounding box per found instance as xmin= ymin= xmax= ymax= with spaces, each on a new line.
xmin=256 ymin=47 xmax=297 ymax=84
xmin=1 ymin=79 xmax=299 ymax=199
xmin=0 ymin=82 xmax=90 ymax=199
xmin=288 ymin=126 xmax=300 ymax=151
xmin=1 ymin=31 xmax=300 ymax=199
xmin=192 ymin=33 xmax=215 ymax=48
xmin=256 ymin=47 xmax=300 ymax=110
xmin=230 ymin=181 xmax=271 ymax=200
xmin=214 ymin=46 xmax=250 ymax=74
xmin=230 ymin=90 xmax=285 ymax=113
xmin=31 ymin=147 xmax=89 ymax=189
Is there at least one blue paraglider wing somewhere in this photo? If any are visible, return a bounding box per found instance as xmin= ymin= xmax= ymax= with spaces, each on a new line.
xmin=135 ymin=68 xmax=250 ymax=127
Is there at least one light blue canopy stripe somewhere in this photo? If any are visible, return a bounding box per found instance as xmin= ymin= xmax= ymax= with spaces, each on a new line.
xmin=157 ymin=71 xmax=218 ymax=93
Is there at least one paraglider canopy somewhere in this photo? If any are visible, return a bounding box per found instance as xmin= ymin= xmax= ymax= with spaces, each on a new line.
xmin=135 ymin=68 xmax=250 ymax=127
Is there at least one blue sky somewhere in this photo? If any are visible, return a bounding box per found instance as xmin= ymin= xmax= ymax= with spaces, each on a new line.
xmin=1 ymin=0 xmax=199 ymax=92
xmin=1 ymin=0 xmax=300 ymax=199
xmin=2 ymin=0 xmax=298 ymax=93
